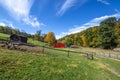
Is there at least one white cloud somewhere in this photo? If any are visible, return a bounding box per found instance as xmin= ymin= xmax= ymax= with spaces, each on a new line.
xmin=56 ymin=34 xmax=64 ymax=40
xmin=0 ymin=22 xmax=6 ymax=26
xmin=0 ymin=0 xmax=33 ymax=18
xmin=23 ymin=16 xmax=45 ymax=27
xmin=57 ymin=0 xmax=87 ymax=16
xmin=57 ymin=0 xmax=76 ymax=16
xmin=0 ymin=21 xmax=15 ymax=29
xmin=115 ymin=9 xmax=120 ymax=13
xmin=0 ymin=0 xmax=44 ymax=27
xmin=97 ymin=0 xmax=110 ymax=5
xmin=56 ymin=13 xmax=120 ymax=39
xmin=9 ymin=23 xmax=15 ymax=29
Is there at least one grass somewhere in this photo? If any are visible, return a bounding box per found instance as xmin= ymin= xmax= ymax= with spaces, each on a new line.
xmin=27 ymin=38 xmax=45 ymax=46
xmin=0 ymin=48 xmax=120 ymax=80
xmin=98 ymin=56 xmax=120 ymax=74
xmin=0 ymin=33 xmax=10 ymax=40
xmin=0 ymin=33 xmax=120 ymax=79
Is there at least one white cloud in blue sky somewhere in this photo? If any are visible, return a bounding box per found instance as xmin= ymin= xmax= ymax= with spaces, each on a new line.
xmin=0 ymin=22 xmax=15 ymax=29
xmin=0 ymin=0 xmax=44 ymax=27
xmin=97 ymin=0 xmax=110 ymax=5
xmin=57 ymin=0 xmax=88 ymax=16
xmin=57 ymin=0 xmax=76 ymax=16
xmin=115 ymin=9 xmax=120 ymax=13
xmin=0 ymin=22 xmax=6 ymax=26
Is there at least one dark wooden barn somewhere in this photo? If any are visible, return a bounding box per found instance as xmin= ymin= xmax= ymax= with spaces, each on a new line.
xmin=10 ymin=34 xmax=27 ymax=43
xmin=54 ymin=42 xmax=65 ymax=48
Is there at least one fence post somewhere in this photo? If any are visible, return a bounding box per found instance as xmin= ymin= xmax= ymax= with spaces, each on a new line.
xmin=86 ymin=53 xmax=88 ymax=59
xmin=68 ymin=50 xmax=70 ymax=57
xmin=91 ymin=53 xmax=94 ymax=60
xmin=86 ymin=53 xmax=94 ymax=60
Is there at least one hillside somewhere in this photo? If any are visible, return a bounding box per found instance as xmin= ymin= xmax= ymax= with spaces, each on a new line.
xmin=59 ymin=17 xmax=120 ymax=49
xmin=0 ymin=48 xmax=120 ymax=80
xmin=0 ymin=32 xmax=120 ymax=79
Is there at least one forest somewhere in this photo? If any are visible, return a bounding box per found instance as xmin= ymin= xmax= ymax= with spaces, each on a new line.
xmin=59 ymin=17 xmax=120 ymax=49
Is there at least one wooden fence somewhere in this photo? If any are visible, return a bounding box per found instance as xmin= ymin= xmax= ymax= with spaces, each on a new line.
xmin=40 ymin=45 xmax=120 ymax=60
xmin=0 ymin=36 xmax=119 ymax=60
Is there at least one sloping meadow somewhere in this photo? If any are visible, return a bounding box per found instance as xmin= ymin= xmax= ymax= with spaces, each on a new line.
xmin=0 ymin=48 xmax=120 ymax=80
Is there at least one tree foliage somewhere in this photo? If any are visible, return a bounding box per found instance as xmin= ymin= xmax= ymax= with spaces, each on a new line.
xmin=115 ymin=19 xmax=120 ymax=47
xmin=44 ymin=32 xmax=56 ymax=45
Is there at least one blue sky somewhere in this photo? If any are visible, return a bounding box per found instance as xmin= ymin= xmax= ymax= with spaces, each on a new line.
xmin=0 ymin=0 xmax=120 ymax=39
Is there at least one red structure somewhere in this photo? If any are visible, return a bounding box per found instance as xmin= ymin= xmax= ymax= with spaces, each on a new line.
xmin=54 ymin=42 xmax=65 ymax=48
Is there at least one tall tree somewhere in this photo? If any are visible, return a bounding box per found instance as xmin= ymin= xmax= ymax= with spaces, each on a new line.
xmin=44 ymin=32 xmax=56 ymax=45
xmin=64 ymin=37 xmax=73 ymax=47
xmin=100 ymin=17 xmax=117 ymax=27
xmin=34 ymin=30 xmax=41 ymax=41
xmin=81 ymin=35 xmax=87 ymax=47
xmin=98 ymin=17 xmax=117 ymax=49
xmin=115 ymin=18 xmax=120 ymax=47
xmin=91 ymin=26 xmax=100 ymax=47
xmin=84 ymin=28 xmax=93 ymax=47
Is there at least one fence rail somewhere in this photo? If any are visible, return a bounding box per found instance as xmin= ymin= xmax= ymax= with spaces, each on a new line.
xmin=95 ymin=52 xmax=120 ymax=60
xmin=37 ymin=45 xmax=94 ymax=60
xmin=38 ymin=45 xmax=120 ymax=60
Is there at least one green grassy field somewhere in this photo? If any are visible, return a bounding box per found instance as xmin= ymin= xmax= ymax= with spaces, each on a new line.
xmin=27 ymin=38 xmax=45 ymax=46
xmin=0 ymin=33 xmax=10 ymax=40
xmin=0 ymin=33 xmax=120 ymax=80
xmin=0 ymin=48 xmax=120 ymax=80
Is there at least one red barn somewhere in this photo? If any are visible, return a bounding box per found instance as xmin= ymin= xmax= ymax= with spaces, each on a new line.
xmin=54 ymin=42 xmax=65 ymax=48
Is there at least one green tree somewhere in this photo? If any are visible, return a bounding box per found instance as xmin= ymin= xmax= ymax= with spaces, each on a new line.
xmin=34 ymin=30 xmax=41 ymax=41
xmin=115 ymin=18 xmax=120 ymax=47
xmin=64 ymin=37 xmax=73 ymax=47
xmin=98 ymin=17 xmax=117 ymax=49
xmin=100 ymin=17 xmax=117 ymax=27
xmin=90 ymin=26 xmax=100 ymax=47
xmin=84 ymin=28 xmax=93 ymax=47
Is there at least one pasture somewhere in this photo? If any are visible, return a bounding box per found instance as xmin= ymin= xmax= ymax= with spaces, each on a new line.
xmin=0 ymin=48 xmax=120 ymax=80
xmin=0 ymin=33 xmax=120 ymax=80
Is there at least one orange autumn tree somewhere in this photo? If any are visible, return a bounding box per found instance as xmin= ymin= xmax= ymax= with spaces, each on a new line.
xmin=44 ymin=32 xmax=56 ymax=45
xmin=81 ymin=35 xmax=87 ymax=47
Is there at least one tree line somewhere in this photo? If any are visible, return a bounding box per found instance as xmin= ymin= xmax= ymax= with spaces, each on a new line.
xmin=0 ymin=26 xmax=56 ymax=45
xmin=59 ymin=17 xmax=120 ymax=49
